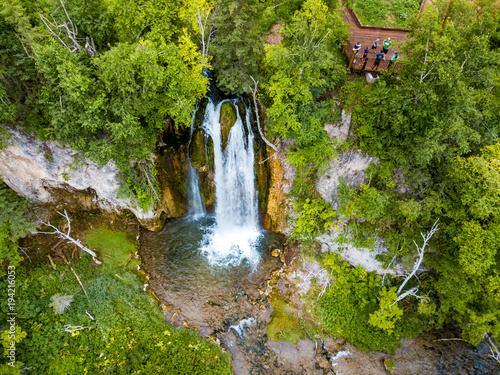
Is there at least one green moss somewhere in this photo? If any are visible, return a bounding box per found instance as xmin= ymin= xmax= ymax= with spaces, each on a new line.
xmin=84 ymin=227 xmax=140 ymax=272
xmin=384 ymin=358 xmax=396 ymax=372
xmin=189 ymin=128 xmax=207 ymax=169
xmin=219 ymin=102 xmax=237 ymax=149
xmin=266 ymin=292 xmax=323 ymax=344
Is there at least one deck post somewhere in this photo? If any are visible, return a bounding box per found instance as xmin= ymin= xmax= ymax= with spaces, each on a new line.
xmin=347 ymin=45 xmax=356 ymax=71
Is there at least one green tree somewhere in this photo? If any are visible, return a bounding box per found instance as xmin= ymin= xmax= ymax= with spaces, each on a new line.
xmin=263 ymin=0 xmax=347 ymax=143
xmin=179 ymin=0 xmax=214 ymax=63
xmin=0 ymin=0 xmax=42 ymax=128
xmin=106 ymin=0 xmax=181 ymax=44
xmin=258 ymin=0 xmax=348 ymax=197
xmin=0 ymin=181 xmax=35 ymax=271
xmin=211 ymin=0 xmax=264 ymax=94
xmin=368 ymin=287 xmax=403 ymax=333
xmin=338 ymin=0 xmax=500 ymax=350
xmin=430 ymin=143 xmax=500 ymax=345
xmin=318 ymin=254 xmax=424 ymax=352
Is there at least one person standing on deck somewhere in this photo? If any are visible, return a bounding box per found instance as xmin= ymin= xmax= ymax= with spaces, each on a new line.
xmin=382 ymin=38 xmax=392 ymax=54
xmin=361 ymin=54 xmax=369 ymax=72
xmin=362 ymin=47 xmax=369 ymax=60
xmin=353 ymin=42 xmax=361 ymax=57
xmin=388 ymin=51 xmax=399 ymax=68
xmin=374 ymin=52 xmax=385 ymax=70
xmin=371 ymin=38 xmax=379 ymax=50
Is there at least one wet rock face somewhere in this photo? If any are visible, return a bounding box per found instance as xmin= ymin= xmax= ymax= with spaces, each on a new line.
xmin=220 ymin=101 xmax=237 ymax=150
xmin=189 ymin=126 xmax=216 ymax=209
xmin=263 ymin=144 xmax=295 ymax=234
xmin=155 ymin=119 xmax=202 ymax=223
xmin=0 ymin=128 xmax=160 ymax=229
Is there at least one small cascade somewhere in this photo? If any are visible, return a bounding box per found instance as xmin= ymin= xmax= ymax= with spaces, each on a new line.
xmin=199 ymin=99 xmax=261 ymax=268
xmin=186 ymin=109 xmax=206 ymax=217
xmin=228 ymin=317 xmax=256 ymax=338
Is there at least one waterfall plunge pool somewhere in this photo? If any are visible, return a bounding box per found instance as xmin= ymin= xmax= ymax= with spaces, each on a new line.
xmin=139 ymin=215 xmax=285 ymax=335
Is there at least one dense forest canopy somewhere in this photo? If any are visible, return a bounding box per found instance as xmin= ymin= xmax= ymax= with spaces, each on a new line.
xmin=0 ymin=0 xmax=500 ymax=366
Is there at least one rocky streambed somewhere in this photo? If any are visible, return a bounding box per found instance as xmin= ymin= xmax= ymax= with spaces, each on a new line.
xmin=139 ymin=223 xmax=500 ymax=375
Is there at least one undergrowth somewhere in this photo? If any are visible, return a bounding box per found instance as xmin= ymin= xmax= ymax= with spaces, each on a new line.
xmin=0 ymin=227 xmax=232 ymax=374
xmin=353 ymin=0 xmax=421 ymax=28
xmin=266 ymin=290 xmax=323 ymax=344
xmin=317 ymin=254 xmax=428 ymax=353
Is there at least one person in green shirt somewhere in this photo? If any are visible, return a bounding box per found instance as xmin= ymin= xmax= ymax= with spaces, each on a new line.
xmin=382 ymin=37 xmax=392 ymax=54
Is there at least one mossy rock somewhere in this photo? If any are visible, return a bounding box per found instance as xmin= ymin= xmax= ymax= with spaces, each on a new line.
xmin=236 ymin=101 xmax=246 ymax=119
xmin=189 ymin=127 xmax=207 ymax=170
xmin=267 ymin=292 xmax=323 ymax=344
xmin=252 ymin=120 xmax=270 ymax=213
xmin=189 ymin=131 xmax=215 ymax=209
xmin=384 ymin=358 xmax=395 ymax=372
xmin=219 ymin=102 xmax=237 ymax=149
xmin=199 ymin=170 xmax=216 ymax=209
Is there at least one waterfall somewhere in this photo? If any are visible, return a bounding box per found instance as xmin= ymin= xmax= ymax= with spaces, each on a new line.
xmin=199 ymin=99 xmax=261 ymax=268
xmin=187 ymin=108 xmax=206 ymax=217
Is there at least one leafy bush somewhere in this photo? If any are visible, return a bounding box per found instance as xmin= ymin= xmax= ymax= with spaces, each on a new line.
xmin=317 ymin=254 xmax=425 ymax=352
xmin=0 ymin=181 xmax=36 ymax=272
xmin=292 ymin=197 xmax=335 ymax=240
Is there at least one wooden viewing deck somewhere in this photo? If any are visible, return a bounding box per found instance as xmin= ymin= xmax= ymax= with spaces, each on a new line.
xmin=342 ymin=0 xmax=432 ymax=73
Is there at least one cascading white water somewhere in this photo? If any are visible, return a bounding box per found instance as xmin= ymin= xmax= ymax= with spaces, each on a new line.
xmin=187 ymin=159 xmax=205 ymax=217
xmin=186 ymin=108 xmax=206 ymax=217
xmin=199 ymin=99 xmax=261 ymax=268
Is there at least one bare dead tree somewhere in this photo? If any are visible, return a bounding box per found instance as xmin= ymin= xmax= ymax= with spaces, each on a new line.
xmin=84 ymin=36 xmax=97 ymax=57
xmin=389 ymin=219 xmax=439 ymax=307
xmin=249 ymin=76 xmax=279 ymax=158
xmin=485 ymin=333 xmax=500 ymax=364
xmin=194 ymin=6 xmax=215 ymax=59
xmin=61 ymin=324 xmax=85 ymax=333
xmin=397 ymin=219 xmax=439 ymax=295
xmin=37 ymin=209 xmax=101 ymax=264
xmin=39 ymin=0 xmax=97 ymax=56
xmin=60 ymin=252 xmax=90 ymax=301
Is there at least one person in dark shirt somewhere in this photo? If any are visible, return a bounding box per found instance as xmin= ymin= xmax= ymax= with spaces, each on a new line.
xmin=362 ymin=47 xmax=369 ymax=60
xmin=374 ymin=52 xmax=385 ymax=70
xmin=353 ymin=42 xmax=362 ymax=57
xmin=361 ymin=54 xmax=369 ymax=72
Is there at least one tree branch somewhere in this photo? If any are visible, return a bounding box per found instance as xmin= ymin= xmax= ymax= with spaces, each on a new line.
xmin=37 ymin=209 xmax=101 ymax=264
xmin=249 ymin=76 xmax=279 ymax=153
xmin=485 ymin=333 xmax=500 ymax=364
xmin=397 ymin=219 xmax=439 ymax=296
xmin=39 ymin=0 xmax=97 ymax=56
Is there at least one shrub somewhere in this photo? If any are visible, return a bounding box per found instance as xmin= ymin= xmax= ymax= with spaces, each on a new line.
xmin=318 ymin=254 xmax=402 ymax=352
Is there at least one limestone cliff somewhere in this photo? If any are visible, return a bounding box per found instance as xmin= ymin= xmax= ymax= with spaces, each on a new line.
xmin=0 ymin=128 xmax=163 ymax=229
